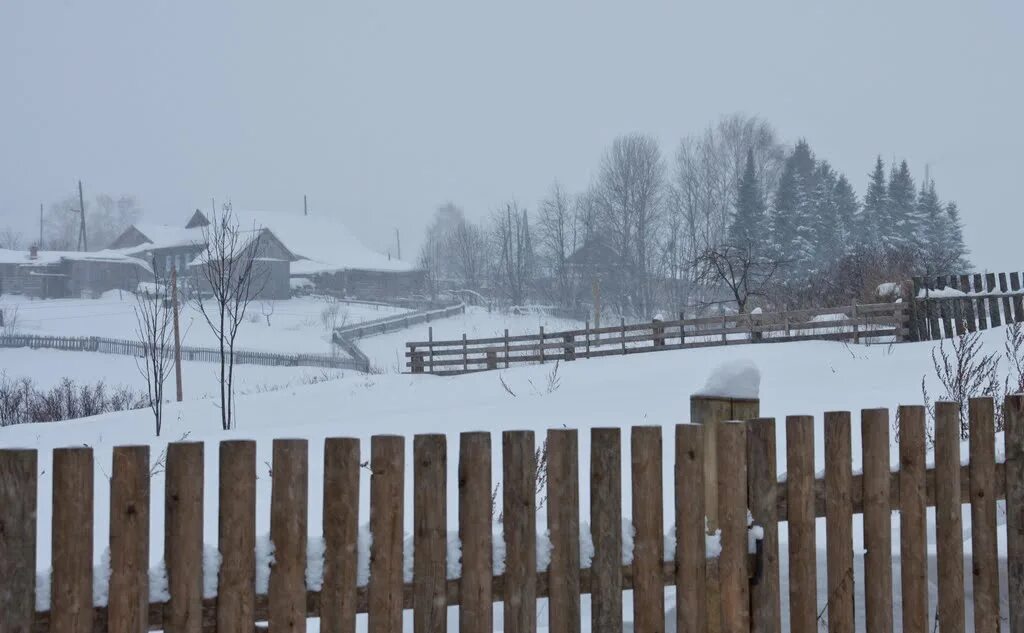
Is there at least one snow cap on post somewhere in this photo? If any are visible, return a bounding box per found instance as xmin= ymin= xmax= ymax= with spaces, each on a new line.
xmin=696 ymin=359 xmax=760 ymax=400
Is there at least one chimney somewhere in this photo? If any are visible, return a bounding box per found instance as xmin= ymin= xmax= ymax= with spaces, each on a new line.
xmin=29 ymin=245 xmax=38 ymax=260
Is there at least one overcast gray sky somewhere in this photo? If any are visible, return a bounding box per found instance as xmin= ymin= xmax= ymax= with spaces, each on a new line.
xmin=2 ymin=1 xmax=1021 ymax=268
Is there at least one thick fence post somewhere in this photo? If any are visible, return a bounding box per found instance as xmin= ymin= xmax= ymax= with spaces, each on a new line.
xmin=0 ymin=449 xmax=37 ymax=633
xmin=268 ymin=440 xmax=309 ymax=633
xmin=676 ymin=425 xmax=706 ymax=633
xmin=898 ymin=406 xmax=928 ymax=633
xmin=459 ymin=432 xmax=493 ymax=633
xmin=717 ymin=422 xmax=749 ymax=633
xmin=503 ymin=431 xmax=537 ymax=633
xmin=1007 ymin=394 xmax=1024 ymax=633
xmin=217 ymin=441 xmax=256 ymax=633
xmin=935 ymin=402 xmax=965 ymax=633
xmin=631 ymin=426 xmax=664 ymax=633
xmin=861 ymin=409 xmax=892 ymax=633
xmin=785 ymin=416 xmax=816 ymax=633
xmin=413 ymin=435 xmax=447 ymax=633
xmin=747 ymin=418 xmax=779 ymax=633
xmin=824 ymin=412 xmax=853 ymax=633
xmin=547 ymin=429 xmax=581 ymax=633
xmin=108 ymin=446 xmax=150 ymax=633
xmin=165 ymin=443 xmax=204 ymax=633
xmin=969 ymin=398 xmax=999 ymax=633
xmin=591 ymin=428 xmax=622 ymax=633
xmin=369 ymin=436 xmax=404 ymax=633
xmin=322 ymin=438 xmax=359 ymax=633
xmin=52 ymin=447 xmax=94 ymax=633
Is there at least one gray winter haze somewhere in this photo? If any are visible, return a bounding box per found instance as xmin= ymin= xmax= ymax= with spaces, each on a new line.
xmin=1 ymin=0 xmax=1021 ymax=269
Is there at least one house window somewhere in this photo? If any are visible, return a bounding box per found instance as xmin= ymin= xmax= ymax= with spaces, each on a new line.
xmin=165 ymin=255 xmax=173 ymax=274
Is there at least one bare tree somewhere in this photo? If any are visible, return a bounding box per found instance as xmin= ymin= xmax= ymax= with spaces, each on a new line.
xmin=418 ymin=202 xmax=467 ymax=298
xmin=447 ymin=218 xmax=489 ymax=293
xmin=694 ymin=242 xmax=782 ymax=314
xmin=492 ymin=201 xmax=535 ymax=306
xmin=0 ymin=227 xmax=23 ymax=250
xmin=192 ymin=204 xmax=267 ymax=430
xmin=134 ymin=265 xmax=174 ymax=436
xmin=536 ymin=182 xmax=579 ymax=307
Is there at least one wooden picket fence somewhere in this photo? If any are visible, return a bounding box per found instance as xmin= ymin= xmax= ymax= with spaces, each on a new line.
xmin=2 ymin=395 xmax=1023 ymax=633
xmin=0 ymin=334 xmax=367 ymax=371
xmin=911 ymin=271 xmax=1024 ymax=341
xmin=406 ymin=302 xmax=910 ymax=374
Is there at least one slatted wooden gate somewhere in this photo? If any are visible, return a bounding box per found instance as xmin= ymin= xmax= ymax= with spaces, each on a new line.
xmin=2 ymin=395 xmax=1023 ymax=632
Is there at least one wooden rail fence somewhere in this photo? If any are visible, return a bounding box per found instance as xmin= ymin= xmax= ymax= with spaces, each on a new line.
xmin=333 ymin=303 xmax=465 ymax=341
xmin=911 ymin=271 xmax=1024 ymax=341
xmin=0 ymin=334 xmax=367 ymax=372
xmin=2 ymin=395 xmax=1022 ymax=632
xmin=406 ymin=301 xmax=910 ymax=375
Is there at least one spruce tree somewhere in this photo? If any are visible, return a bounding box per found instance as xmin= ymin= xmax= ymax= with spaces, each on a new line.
xmin=916 ymin=179 xmax=947 ymax=274
xmin=729 ymin=149 xmax=766 ymax=250
xmin=886 ymin=160 xmax=917 ymax=255
xmin=945 ymin=201 xmax=971 ymax=272
xmin=833 ymin=173 xmax=859 ymax=250
xmin=856 ymin=156 xmax=887 ymax=253
xmin=769 ymin=139 xmax=816 ymax=277
xmin=810 ymin=161 xmax=841 ymax=274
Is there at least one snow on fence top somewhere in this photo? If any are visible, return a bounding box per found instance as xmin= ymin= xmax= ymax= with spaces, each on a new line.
xmin=695 ymin=359 xmax=760 ymax=399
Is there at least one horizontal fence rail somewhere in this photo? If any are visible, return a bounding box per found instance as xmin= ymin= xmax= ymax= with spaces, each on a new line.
xmin=0 ymin=334 xmax=367 ymax=372
xmin=333 ymin=303 xmax=465 ymax=341
xmin=2 ymin=394 xmax=1020 ymax=633
xmin=911 ymin=271 xmax=1024 ymax=341
xmin=405 ymin=302 xmax=910 ymax=374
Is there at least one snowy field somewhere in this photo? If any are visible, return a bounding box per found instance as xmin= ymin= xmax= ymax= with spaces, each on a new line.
xmin=0 ymin=294 xmax=407 ymax=355
xmin=0 ymin=323 xmax=1015 ymax=631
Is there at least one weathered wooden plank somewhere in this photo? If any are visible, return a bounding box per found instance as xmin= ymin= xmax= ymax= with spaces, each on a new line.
xmin=935 ymin=402 xmax=965 ymax=633
xmin=718 ymin=422 xmax=749 ymax=633
xmin=369 ymin=436 xmax=404 ymax=633
xmin=547 ymin=430 xmax=581 ymax=633
xmin=1007 ymin=394 xmax=1024 ymax=633
xmin=459 ymin=432 xmax=493 ymax=633
xmin=898 ymin=406 xmax=928 ymax=633
xmin=960 ymin=274 xmax=978 ymax=332
xmin=0 ymin=449 xmax=37 ymax=633
xmin=676 ymin=424 xmax=706 ymax=633
xmin=1012 ymin=273 xmax=1024 ymax=323
xmin=322 ymin=438 xmax=360 ymax=633
xmin=108 ymin=446 xmax=150 ymax=633
xmin=986 ymin=272 xmax=1002 ymax=326
xmin=52 ymin=447 xmax=94 ymax=633
xmin=974 ymin=273 xmax=989 ymax=330
xmin=949 ymin=275 xmax=966 ymax=336
xmin=861 ymin=409 xmax=893 ymax=633
xmin=413 ymin=435 xmax=447 ymax=633
xmin=504 ymin=431 xmax=537 ymax=633
xmin=217 ymin=441 xmax=256 ymax=633
xmin=268 ymin=440 xmax=309 ymax=633
xmin=1001 ymin=273 xmax=1014 ymax=325
xmin=631 ymin=426 xmax=663 ymax=633
xmin=165 ymin=443 xmax=204 ymax=633
xmin=969 ymin=398 xmax=999 ymax=633
xmin=747 ymin=418 xmax=780 ymax=633
xmin=786 ymin=416 xmax=816 ymax=633
xmin=825 ymin=411 xmax=854 ymax=633
xmin=591 ymin=428 xmax=623 ymax=633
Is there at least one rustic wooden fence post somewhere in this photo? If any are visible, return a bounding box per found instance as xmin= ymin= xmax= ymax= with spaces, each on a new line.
xmin=322 ymin=438 xmax=360 ymax=633
xmin=165 ymin=443 xmax=204 ymax=633
xmin=369 ymin=436 xmax=404 ymax=633
xmin=969 ymin=398 xmax=999 ymax=633
xmin=413 ymin=435 xmax=447 ymax=633
xmin=591 ymin=428 xmax=622 ymax=633
xmin=960 ymin=274 xmax=978 ymax=332
xmin=459 ymin=432 xmax=493 ymax=633
xmin=52 ymin=447 xmax=94 ymax=633
xmin=652 ymin=318 xmax=665 ymax=347
xmin=503 ymin=431 xmax=537 ymax=633
xmin=898 ymin=406 xmax=928 ymax=633
xmin=547 ymin=429 xmax=581 ymax=633
xmin=462 ymin=334 xmax=468 ymax=372
xmin=676 ymin=424 xmax=706 ymax=633
xmin=268 ymin=440 xmax=309 ymax=633
xmin=1000 ymin=272 xmax=1014 ymax=324
xmin=824 ymin=411 xmax=853 ymax=633
xmin=973 ymin=273 xmax=989 ymax=330
xmin=539 ymin=326 xmax=546 ymax=363
xmin=0 ymin=449 xmax=37 ymax=633
xmin=108 ymin=446 xmax=150 ymax=633
xmin=785 ymin=416 xmax=816 ymax=633
xmin=1012 ymin=273 xmax=1024 ymax=323
xmin=217 ymin=441 xmax=256 ymax=633
xmin=631 ymin=426 xmax=664 ymax=633
xmin=747 ymin=418 xmax=780 ymax=633
xmin=563 ymin=334 xmax=576 ymax=361
xmin=861 ymin=409 xmax=892 ymax=633
xmin=717 ymin=422 xmax=749 ymax=633
xmin=986 ymin=272 xmax=1001 ymax=327
xmin=1007 ymin=394 xmax=1024 ymax=633
xmin=935 ymin=402 xmax=965 ymax=633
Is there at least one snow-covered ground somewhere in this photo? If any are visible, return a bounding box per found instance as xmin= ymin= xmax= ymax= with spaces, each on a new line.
xmin=0 ymin=318 xmax=1015 ymax=631
xmin=0 ymin=294 xmax=407 ymax=355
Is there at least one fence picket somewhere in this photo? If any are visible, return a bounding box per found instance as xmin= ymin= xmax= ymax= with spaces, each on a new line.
xmin=861 ymin=409 xmax=893 ymax=633
xmin=547 ymin=430 xmax=581 ymax=633
xmin=825 ymin=411 xmax=854 ymax=633
xmin=1013 ymin=273 xmax=1024 ymax=323
xmin=413 ymin=435 xmax=447 ymax=633
xmin=676 ymin=424 xmax=706 ymax=633
xmin=960 ymin=274 xmax=978 ymax=332
xmin=503 ymin=431 xmax=537 ymax=633
xmin=268 ymin=440 xmax=309 ymax=633
xmin=969 ymin=398 xmax=999 ymax=632
xmin=0 ymin=449 xmax=37 ymax=633
xmin=165 ymin=443 xmax=204 ymax=633
xmin=369 ymin=436 xmax=404 ymax=633
xmin=974 ymin=273 xmax=989 ymax=330
xmin=935 ymin=402 xmax=965 ymax=633
xmin=1001 ymin=273 xmax=1014 ymax=325
xmin=322 ymin=438 xmax=360 ymax=633
xmin=986 ymin=272 xmax=1002 ymax=326
xmin=108 ymin=446 xmax=150 ymax=633
xmin=785 ymin=416 xmax=816 ymax=633
xmin=747 ymin=418 xmax=780 ymax=633
xmin=631 ymin=426 xmax=664 ymax=633
xmin=1007 ymin=395 xmax=1024 ymax=633
xmin=898 ymin=406 xmax=928 ymax=633
xmin=591 ymin=428 xmax=623 ymax=633
xmin=717 ymin=422 xmax=749 ymax=633
xmin=51 ymin=448 xmax=94 ymax=633
xmin=217 ymin=441 xmax=256 ymax=633
xmin=459 ymin=432 xmax=493 ymax=633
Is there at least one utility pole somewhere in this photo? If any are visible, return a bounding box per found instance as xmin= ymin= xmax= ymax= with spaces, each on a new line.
xmin=304 ymin=195 xmax=308 ymax=216
xmin=395 ymin=228 xmax=401 ymax=260
xmin=171 ymin=266 xmax=183 ymax=402
xmin=39 ymin=204 xmax=43 ymax=249
xmin=76 ymin=180 xmax=88 ymax=251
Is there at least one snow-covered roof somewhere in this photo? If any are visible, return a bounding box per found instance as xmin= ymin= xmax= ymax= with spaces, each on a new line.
xmin=230 ymin=210 xmax=417 ymax=274
xmin=0 ymin=248 xmax=153 ymax=271
xmin=123 ymin=224 xmax=205 ymax=253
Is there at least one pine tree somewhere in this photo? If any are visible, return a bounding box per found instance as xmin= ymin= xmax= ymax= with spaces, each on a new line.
xmin=886 ymin=160 xmax=917 ymax=255
xmin=769 ymin=139 xmax=816 ymax=276
xmin=833 ymin=173 xmax=859 ymax=250
xmin=945 ymin=201 xmax=971 ymax=272
xmin=810 ymin=161 xmax=841 ymax=274
xmin=728 ymin=149 xmax=766 ymax=250
xmin=855 ymin=156 xmax=886 ymax=253
xmin=916 ymin=179 xmax=948 ymax=274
